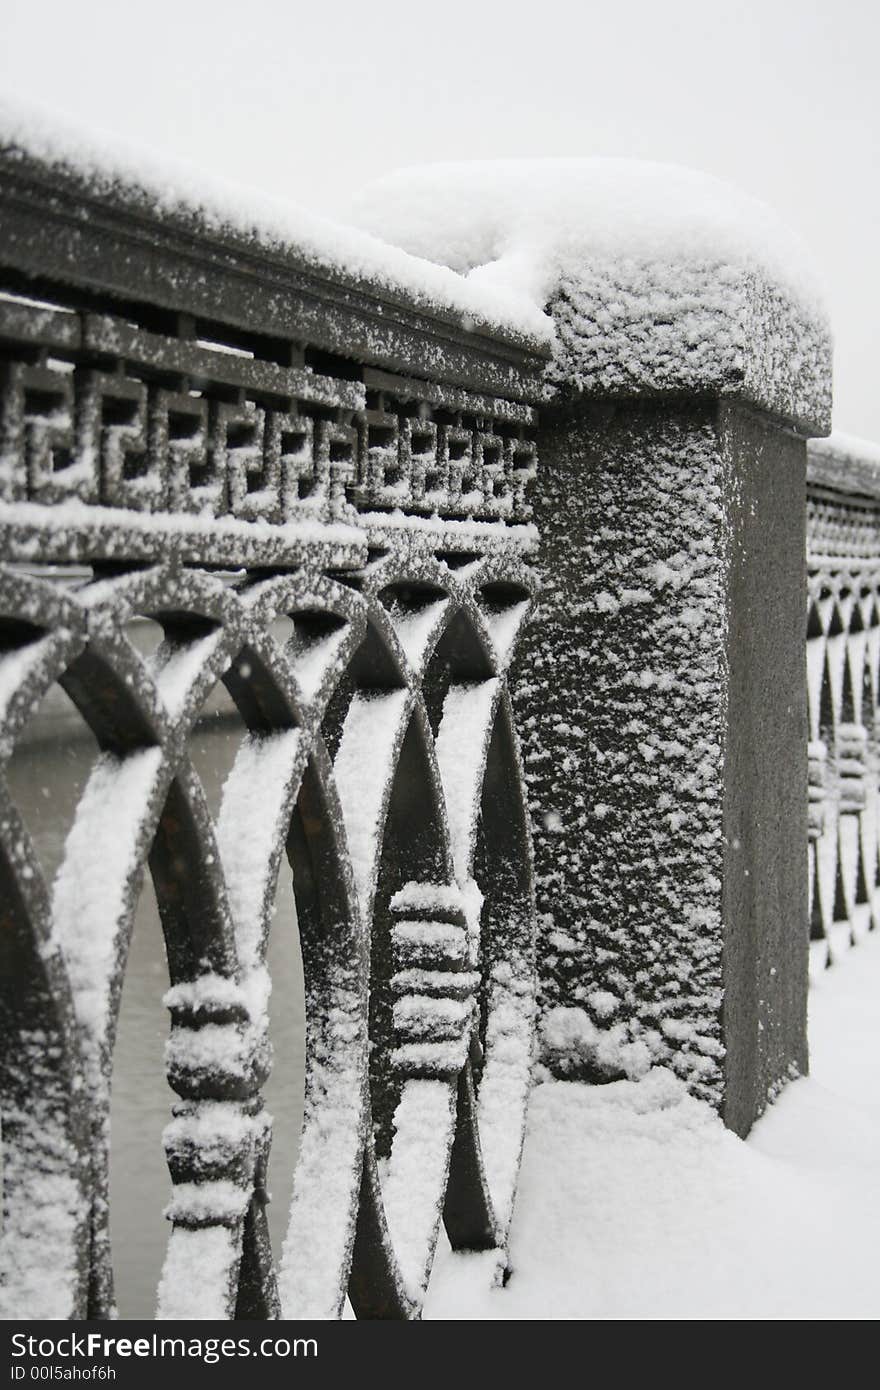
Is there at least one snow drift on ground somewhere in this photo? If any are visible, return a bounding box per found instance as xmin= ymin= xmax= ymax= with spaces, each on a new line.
xmin=426 ymin=931 xmax=880 ymax=1319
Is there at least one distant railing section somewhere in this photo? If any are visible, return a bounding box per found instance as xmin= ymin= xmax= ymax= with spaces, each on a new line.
xmin=806 ymin=435 xmax=880 ymax=970
xmin=0 ymin=146 xmax=547 ymax=1320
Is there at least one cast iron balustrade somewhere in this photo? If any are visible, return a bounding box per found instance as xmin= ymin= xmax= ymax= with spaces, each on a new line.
xmin=0 ymin=144 xmax=546 ymax=1319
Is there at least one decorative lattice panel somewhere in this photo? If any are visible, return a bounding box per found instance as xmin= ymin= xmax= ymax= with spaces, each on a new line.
xmin=0 ymin=544 xmax=537 ymax=1319
xmin=0 ymin=127 xmax=550 ymax=1312
xmin=0 ymin=296 xmax=538 ymax=529
xmin=0 ymin=144 xmax=546 ymax=1319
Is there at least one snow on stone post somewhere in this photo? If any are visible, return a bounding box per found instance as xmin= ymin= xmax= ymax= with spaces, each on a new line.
xmin=350 ymin=161 xmax=833 ymax=1135
xmin=524 ymin=378 xmax=828 ymax=1137
xmin=520 ymin=195 xmax=831 ymax=1137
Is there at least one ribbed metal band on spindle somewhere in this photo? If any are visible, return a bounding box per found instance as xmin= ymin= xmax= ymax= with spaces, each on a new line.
xmin=807 ymin=739 xmax=828 ymax=841
xmin=389 ymin=884 xmax=478 ymax=1079
xmin=836 ymin=723 xmax=868 ymax=815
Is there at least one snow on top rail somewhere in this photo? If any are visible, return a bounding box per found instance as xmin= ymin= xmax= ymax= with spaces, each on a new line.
xmin=808 ymin=432 xmax=880 ymax=500
xmin=0 ymin=99 xmax=551 ymax=353
xmin=351 ymin=158 xmax=833 ymax=433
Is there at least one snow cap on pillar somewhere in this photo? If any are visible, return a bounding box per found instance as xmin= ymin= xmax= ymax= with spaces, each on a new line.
xmin=350 ymin=159 xmax=833 ymax=436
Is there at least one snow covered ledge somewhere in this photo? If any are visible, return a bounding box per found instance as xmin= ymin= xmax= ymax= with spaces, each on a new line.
xmin=353 ymin=161 xmax=833 ymax=1137
xmin=350 ymin=159 xmax=831 ymax=435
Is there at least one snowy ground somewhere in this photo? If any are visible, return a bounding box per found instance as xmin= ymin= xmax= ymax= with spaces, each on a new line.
xmin=427 ymin=932 xmax=880 ymax=1319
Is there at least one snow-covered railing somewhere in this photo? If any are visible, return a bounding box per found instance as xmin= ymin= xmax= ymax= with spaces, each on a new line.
xmin=354 ymin=161 xmax=831 ymax=1141
xmin=0 ymin=132 xmax=838 ymax=1320
xmin=806 ymin=434 xmax=880 ymax=972
xmin=0 ymin=138 xmax=547 ymax=1319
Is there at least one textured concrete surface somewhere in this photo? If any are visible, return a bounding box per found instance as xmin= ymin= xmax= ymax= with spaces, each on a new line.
xmin=521 ymin=395 xmax=809 ymax=1133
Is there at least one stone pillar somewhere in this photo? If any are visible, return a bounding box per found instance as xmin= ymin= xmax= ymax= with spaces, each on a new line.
xmin=347 ymin=158 xmax=833 ymax=1135
xmin=521 ymin=264 xmax=832 ymax=1136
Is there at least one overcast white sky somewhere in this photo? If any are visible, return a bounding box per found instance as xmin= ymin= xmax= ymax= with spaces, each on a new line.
xmin=2 ymin=0 xmax=877 ymax=438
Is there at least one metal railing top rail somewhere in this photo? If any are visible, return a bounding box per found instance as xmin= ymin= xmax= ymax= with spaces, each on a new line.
xmin=0 ymin=141 xmax=550 ymax=408
xmin=808 ymin=432 xmax=880 ymax=504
